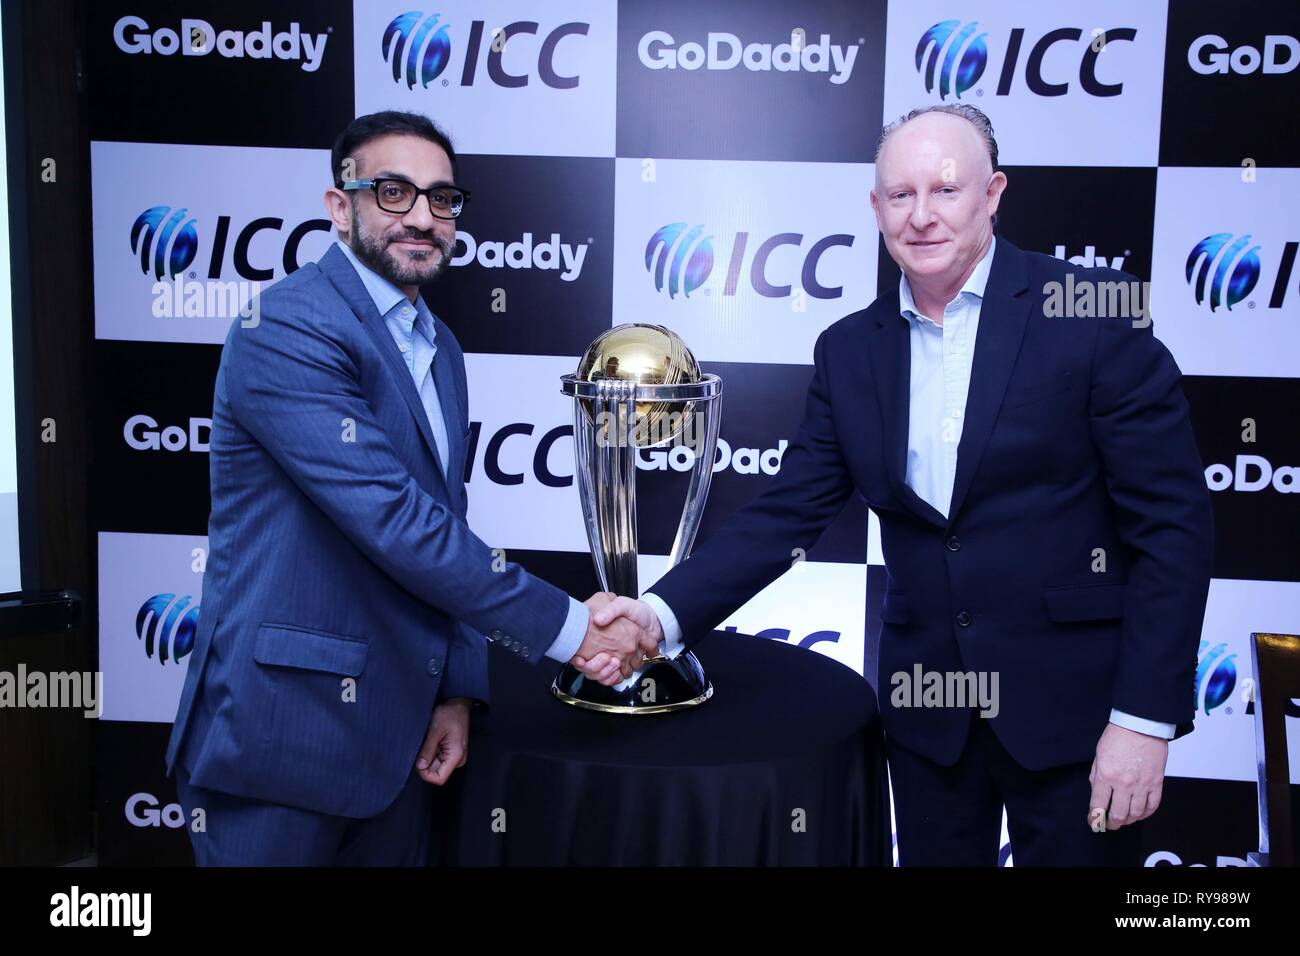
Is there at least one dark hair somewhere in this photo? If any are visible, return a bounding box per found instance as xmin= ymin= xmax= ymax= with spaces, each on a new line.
xmin=330 ymin=110 xmax=459 ymax=188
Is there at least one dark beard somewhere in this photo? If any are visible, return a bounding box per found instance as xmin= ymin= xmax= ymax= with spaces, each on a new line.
xmin=349 ymin=209 xmax=454 ymax=287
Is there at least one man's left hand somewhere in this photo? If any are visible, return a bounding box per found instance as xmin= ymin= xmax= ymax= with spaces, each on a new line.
xmin=416 ymin=698 xmax=471 ymax=786
xmin=1088 ymin=722 xmax=1168 ymax=831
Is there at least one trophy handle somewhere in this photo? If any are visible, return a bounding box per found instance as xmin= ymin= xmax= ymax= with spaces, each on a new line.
xmin=666 ymin=382 xmax=722 ymax=568
xmin=572 ymin=396 xmax=611 ymax=594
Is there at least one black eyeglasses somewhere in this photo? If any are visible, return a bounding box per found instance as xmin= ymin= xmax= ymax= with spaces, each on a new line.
xmin=342 ymin=178 xmax=471 ymax=220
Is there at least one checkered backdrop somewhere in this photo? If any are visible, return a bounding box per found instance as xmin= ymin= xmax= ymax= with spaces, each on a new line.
xmin=85 ymin=0 xmax=1300 ymax=866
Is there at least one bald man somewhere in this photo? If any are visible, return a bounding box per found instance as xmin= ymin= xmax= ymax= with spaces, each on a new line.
xmin=585 ymin=106 xmax=1213 ymax=866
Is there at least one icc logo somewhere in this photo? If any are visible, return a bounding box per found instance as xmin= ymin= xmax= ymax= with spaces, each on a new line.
xmin=916 ymin=20 xmax=988 ymax=99
xmin=382 ymin=11 xmax=587 ymax=90
xmin=136 ymin=593 xmax=200 ymax=665
xmin=916 ymin=19 xmax=1136 ymax=99
xmin=645 ymin=223 xmax=853 ymax=300
xmin=1185 ymin=234 xmax=1261 ymax=312
xmin=131 ymin=206 xmax=198 ymax=280
xmin=1195 ymin=640 xmax=1237 ymax=715
xmin=130 ymin=205 xmax=328 ymax=282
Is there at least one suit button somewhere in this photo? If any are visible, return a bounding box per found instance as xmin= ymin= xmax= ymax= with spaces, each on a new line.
xmin=502 ymin=637 xmax=514 ymax=649
xmin=947 ymin=536 xmax=961 ymax=551
xmin=956 ymin=611 xmax=971 ymax=627
xmin=426 ymin=659 xmax=441 ymax=676
xmin=521 ymin=647 xmax=530 ymax=659
xmin=488 ymin=630 xmax=503 ymax=642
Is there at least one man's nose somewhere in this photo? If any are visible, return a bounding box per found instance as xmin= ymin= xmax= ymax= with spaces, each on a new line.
xmin=908 ymin=196 xmax=934 ymax=230
xmin=402 ymin=194 xmax=438 ymax=231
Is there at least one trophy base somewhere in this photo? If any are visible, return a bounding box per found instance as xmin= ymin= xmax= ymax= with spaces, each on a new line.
xmin=551 ymin=652 xmax=713 ymax=714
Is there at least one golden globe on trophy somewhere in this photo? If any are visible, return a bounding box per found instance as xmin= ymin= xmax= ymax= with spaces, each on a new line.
xmin=552 ymin=323 xmax=723 ymax=714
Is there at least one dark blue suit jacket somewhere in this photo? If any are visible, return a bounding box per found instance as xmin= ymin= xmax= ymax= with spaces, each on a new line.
xmin=650 ymin=237 xmax=1214 ymax=770
xmin=166 ymin=244 xmax=570 ymax=817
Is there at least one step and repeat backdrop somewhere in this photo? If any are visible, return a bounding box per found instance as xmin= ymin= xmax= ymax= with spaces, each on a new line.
xmin=85 ymin=0 xmax=1298 ymax=865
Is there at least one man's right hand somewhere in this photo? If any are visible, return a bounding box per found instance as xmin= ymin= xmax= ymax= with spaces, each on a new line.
xmin=573 ymin=595 xmax=666 ymax=686
xmin=572 ymin=592 xmax=660 ymax=686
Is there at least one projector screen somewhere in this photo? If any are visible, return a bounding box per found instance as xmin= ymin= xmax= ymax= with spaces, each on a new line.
xmin=0 ymin=2 xmax=20 ymax=596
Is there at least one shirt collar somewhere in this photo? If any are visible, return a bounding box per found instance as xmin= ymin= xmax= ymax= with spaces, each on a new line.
xmin=335 ymin=237 xmax=414 ymax=322
xmin=898 ymin=233 xmax=997 ymax=325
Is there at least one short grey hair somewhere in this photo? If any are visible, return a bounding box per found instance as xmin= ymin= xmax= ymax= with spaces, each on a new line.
xmin=874 ymin=104 xmax=1000 ymax=226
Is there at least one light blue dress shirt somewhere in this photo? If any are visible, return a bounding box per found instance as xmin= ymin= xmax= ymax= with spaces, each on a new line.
xmin=335 ymin=239 xmax=588 ymax=664
xmin=649 ymin=235 xmax=1172 ymax=739
xmin=899 ymin=236 xmax=994 ymax=519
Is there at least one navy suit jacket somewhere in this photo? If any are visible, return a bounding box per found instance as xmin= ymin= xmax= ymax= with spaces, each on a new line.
xmin=166 ymin=244 xmax=570 ymax=817
xmin=649 ymin=237 xmax=1214 ymax=770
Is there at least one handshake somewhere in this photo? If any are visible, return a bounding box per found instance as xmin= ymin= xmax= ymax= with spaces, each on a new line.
xmin=571 ymin=592 xmax=664 ymax=686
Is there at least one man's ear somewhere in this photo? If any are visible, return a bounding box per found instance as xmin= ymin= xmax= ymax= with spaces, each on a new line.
xmin=985 ymin=171 xmax=1008 ymax=220
xmin=324 ymin=187 xmax=352 ymax=234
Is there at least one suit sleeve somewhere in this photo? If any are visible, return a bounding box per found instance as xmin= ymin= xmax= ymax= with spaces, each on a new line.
xmin=648 ymin=329 xmax=856 ymax=642
xmin=224 ymin=287 xmax=570 ymax=662
xmin=436 ymin=323 xmax=491 ymax=706
xmin=440 ymin=622 xmax=490 ymax=709
xmin=1087 ymin=300 xmax=1214 ymax=727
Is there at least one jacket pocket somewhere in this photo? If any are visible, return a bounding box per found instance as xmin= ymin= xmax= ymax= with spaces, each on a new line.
xmin=1043 ymin=583 xmax=1126 ymax=623
xmin=253 ymin=623 xmax=368 ymax=676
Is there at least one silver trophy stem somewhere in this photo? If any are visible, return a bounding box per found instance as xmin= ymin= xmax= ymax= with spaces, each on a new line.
xmin=615 ymin=382 xmax=640 ymax=595
xmin=592 ymin=380 xmax=639 ymax=597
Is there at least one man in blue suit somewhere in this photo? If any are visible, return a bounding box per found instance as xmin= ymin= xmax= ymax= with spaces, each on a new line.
xmin=586 ymin=106 xmax=1214 ymax=866
xmin=167 ymin=111 xmax=656 ymax=865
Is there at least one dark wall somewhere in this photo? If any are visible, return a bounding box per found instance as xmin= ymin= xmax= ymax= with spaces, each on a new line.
xmin=0 ymin=0 xmax=94 ymax=866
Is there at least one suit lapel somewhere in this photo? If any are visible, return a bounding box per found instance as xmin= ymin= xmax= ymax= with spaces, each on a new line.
xmin=865 ymin=293 xmax=947 ymax=529
xmin=946 ymin=239 xmax=1033 ymax=523
xmin=430 ymin=331 xmax=466 ymax=510
xmin=318 ymin=245 xmax=452 ymax=496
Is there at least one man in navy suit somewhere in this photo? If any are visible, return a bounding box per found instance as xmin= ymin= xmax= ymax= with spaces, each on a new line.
xmin=586 ymin=105 xmax=1214 ymax=866
xmin=167 ymin=111 xmax=656 ymax=865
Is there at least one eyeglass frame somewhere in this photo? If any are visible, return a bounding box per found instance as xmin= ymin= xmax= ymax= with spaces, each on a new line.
xmin=341 ymin=177 xmax=472 ymax=220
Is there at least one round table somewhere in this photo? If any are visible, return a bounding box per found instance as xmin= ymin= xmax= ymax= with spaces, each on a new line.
xmin=438 ymin=630 xmax=891 ymax=866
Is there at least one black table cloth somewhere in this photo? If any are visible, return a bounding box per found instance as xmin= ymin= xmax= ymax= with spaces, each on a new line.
xmin=438 ymin=630 xmax=891 ymax=866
